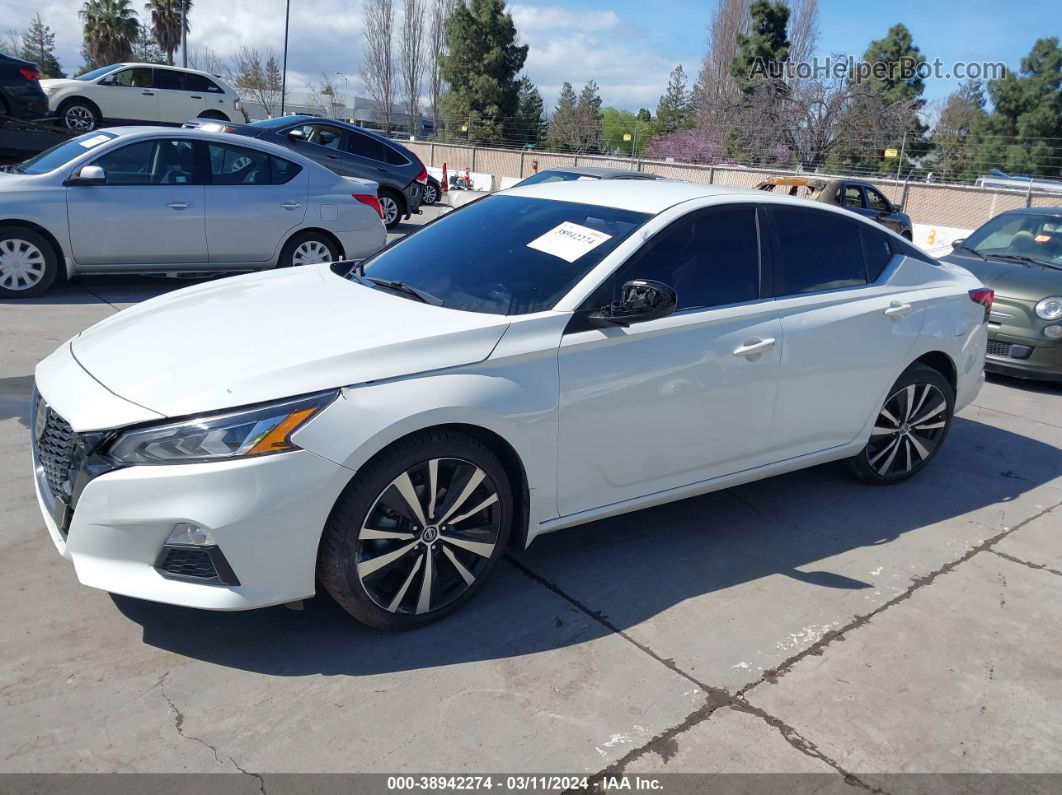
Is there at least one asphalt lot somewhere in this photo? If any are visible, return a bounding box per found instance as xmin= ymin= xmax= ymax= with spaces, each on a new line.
xmin=1 ymin=205 xmax=1060 ymax=788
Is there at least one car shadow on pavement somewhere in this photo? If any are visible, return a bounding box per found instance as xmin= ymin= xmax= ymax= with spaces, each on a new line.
xmin=113 ymin=414 xmax=1062 ymax=676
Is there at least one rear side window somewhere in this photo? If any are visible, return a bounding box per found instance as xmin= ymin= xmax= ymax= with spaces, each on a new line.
xmin=185 ymin=73 xmax=222 ymax=92
xmin=345 ymin=131 xmax=386 ymax=161
xmin=207 ymin=142 xmax=270 ymax=185
xmin=585 ymin=206 xmax=761 ymax=311
xmin=773 ymin=207 xmax=867 ymax=294
xmin=384 ymin=145 xmax=409 ymax=165
xmin=862 ymin=227 xmax=894 ymax=280
xmin=153 ymin=69 xmax=185 ymax=90
xmin=270 ymin=156 xmax=302 ymax=184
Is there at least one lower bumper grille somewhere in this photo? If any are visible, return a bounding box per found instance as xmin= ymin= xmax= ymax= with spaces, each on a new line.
xmin=155 ymin=545 xmax=241 ymax=586
xmin=987 ymin=340 xmax=1033 ymax=360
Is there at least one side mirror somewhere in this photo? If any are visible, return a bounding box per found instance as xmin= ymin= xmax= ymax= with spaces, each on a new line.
xmin=66 ymin=165 xmax=106 ymax=186
xmin=287 ymin=128 xmax=306 ymax=140
xmin=951 ymin=238 xmax=966 ymax=249
xmin=589 ymin=279 xmax=678 ymax=328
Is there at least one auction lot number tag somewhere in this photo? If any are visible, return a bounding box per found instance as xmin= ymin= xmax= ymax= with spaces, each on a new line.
xmin=527 ymin=222 xmax=612 ymax=263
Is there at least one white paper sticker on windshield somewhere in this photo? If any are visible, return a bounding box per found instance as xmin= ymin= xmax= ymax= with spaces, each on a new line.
xmin=78 ymin=134 xmax=111 ymax=149
xmin=527 ymin=222 xmax=612 ymax=263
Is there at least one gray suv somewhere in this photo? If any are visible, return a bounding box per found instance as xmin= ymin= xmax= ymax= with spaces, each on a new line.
xmin=187 ymin=115 xmax=425 ymax=229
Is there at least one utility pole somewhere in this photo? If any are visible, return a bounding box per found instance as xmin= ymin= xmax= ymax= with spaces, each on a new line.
xmin=280 ymin=0 xmax=291 ymax=116
xmin=895 ymin=128 xmax=908 ymax=180
xmin=180 ymin=0 xmax=187 ymax=67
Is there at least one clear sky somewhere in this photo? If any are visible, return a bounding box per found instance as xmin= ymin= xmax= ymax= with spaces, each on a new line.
xmin=0 ymin=0 xmax=1055 ymax=113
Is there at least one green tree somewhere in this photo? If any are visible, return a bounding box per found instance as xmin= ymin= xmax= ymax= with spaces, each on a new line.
xmin=636 ymin=108 xmax=652 ymax=122
xmin=601 ymin=107 xmax=653 ymax=156
xmin=974 ymin=37 xmax=1062 ymax=178
xmin=145 ymin=0 xmax=191 ymax=66
xmin=656 ymin=65 xmax=694 ymax=133
xmin=515 ymin=76 xmax=546 ymax=146
xmin=79 ymin=0 xmax=139 ymax=67
xmin=932 ymin=79 xmax=986 ymax=181
xmin=547 ymin=81 xmax=578 ymax=150
xmin=130 ymin=23 xmax=167 ymax=64
xmin=20 ymin=14 xmax=64 ymax=78
xmin=730 ymin=0 xmax=789 ymax=95
xmin=439 ymin=0 xmax=527 ymax=143
xmin=575 ymin=80 xmax=603 ymax=151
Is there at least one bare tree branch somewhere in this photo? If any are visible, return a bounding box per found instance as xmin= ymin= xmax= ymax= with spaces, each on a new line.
xmin=400 ymin=0 xmax=426 ymax=137
xmin=363 ymin=0 xmax=396 ymax=133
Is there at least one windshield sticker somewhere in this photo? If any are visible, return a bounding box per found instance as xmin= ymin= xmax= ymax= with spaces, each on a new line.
xmin=527 ymin=222 xmax=612 ymax=263
xmin=78 ymin=134 xmax=111 ymax=149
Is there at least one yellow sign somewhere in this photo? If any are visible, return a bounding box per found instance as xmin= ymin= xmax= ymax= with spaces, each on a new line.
xmin=623 ymin=133 xmax=632 ymax=141
xmin=460 ymin=123 xmax=468 ymax=132
xmin=884 ymin=148 xmax=899 ymax=159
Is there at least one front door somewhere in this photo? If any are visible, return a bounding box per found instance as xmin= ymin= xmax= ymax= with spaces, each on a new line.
xmin=764 ymin=206 xmax=927 ymax=459
xmin=66 ymin=137 xmax=206 ymax=266
xmin=556 ymin=205 xmax=782 ymax=517
xmin=95 ymin=66 xmax=157 ymax=122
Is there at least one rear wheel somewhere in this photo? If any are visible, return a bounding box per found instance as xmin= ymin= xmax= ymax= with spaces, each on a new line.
xmin=278 ymin=231 xmax=339 ymax=268
xmin=318 ymin=430 xmax=512 ymax=630
xmin=422 ymin=182 xmax=438 ymax=205
xmin=847 ymin=364 xmax=954 ymax=484
xmin=378 ymin=190 xmax=403 ymax=229
xmin=58 ymin=98 xmax=99 ymax=132
xmin=0 ymin=226 xmax=60 ymax=298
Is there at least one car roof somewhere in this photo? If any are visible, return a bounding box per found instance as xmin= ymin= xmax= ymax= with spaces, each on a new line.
xmin=504 ymin=179 xmax=752 ymax=214
xmin=999 ymin=206 xmax=1062 ymax=217
xmin=251 ymin=115 xmax=415 ymax=155
xmin=538 ymin=166 xmax=656 ymax=179
xmin=0 ymin=51 xmax=36 ymax=68
xmin=88 ymin=126 xmax=323 ymax=164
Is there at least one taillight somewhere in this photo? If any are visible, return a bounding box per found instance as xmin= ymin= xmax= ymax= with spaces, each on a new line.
xmin=414 ymin=161 xmax=428 ymax=184
xmin=969 ymin=288 xmax=994 ymax=322
xmin=18 ymin=67 xmax=39 ymax=81
xmin=233 ymin=97 xmax=241 ymax=111
xmin=354 ymin=194 xmax=383 ymax=219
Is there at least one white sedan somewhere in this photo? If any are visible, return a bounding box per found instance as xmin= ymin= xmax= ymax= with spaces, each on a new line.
xmin=30 ymin=180 xmax=990 ymax=629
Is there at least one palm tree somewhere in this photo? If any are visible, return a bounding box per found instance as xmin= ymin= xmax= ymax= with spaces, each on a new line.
xmin=79 ymin=0 xmax=140 ymax=67
xmin=145 ymin=0 xmax=191 ymax=66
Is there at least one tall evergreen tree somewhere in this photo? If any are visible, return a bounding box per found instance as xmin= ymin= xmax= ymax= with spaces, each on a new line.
xmin=730 ymin=0 xmax=789 ymax=95
xmin=439 ymin=0 xmax=527 ymax=142
xmin=974 ymin=37 xmax=1062 ymax=177
xmin=656 ymin=65 xmax=693 ymax=132
xmin=575 ymin=80 xmax=603 ymax=151
xmin=548 ymin=81 xmax=579 ymax=151
xmin=130 ymin=22 xmax=167 ymax=64
xmin=932 ymin=79 xmax=986 ymax=181
xmin=20 ymin=14 xmax=64 ymax=78
xmin=515 ymin=76 xmax=545 ymax=146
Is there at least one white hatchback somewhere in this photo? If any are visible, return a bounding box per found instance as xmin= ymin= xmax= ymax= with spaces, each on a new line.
xmin=30 ymin=180 xmax=991 ymax=629
xmin=41 ymin=63 xmax=240 ymax=131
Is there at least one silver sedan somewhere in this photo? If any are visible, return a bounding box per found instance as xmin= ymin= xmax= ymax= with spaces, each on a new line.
xmin=0 ymin=127 xmax=387 ymax=298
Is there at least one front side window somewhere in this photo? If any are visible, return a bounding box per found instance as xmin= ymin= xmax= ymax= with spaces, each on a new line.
xmin=584 ymin=206 xmax=761 ymax=312
xmin=110 ymin=67 xmax=152 ymax=88
xmin=207 ymin=142 xmax=270 ymax=185
xmin=842 ymin=185 xmax=864 ymax=209
xmin=290 ymin=124 xmax=343 ymax=150
xmin=92 ymin=138 xmax=196 ymax=185
xmin=774 ymin=207 xmax=868 ymax=294
xmin=360 ymin=195 xmax=650 ymax=315
xmin=866 ymin=187 xmax=891 ymax=212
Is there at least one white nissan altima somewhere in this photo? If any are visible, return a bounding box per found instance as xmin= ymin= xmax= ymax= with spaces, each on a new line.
xmin=31 ymin=180 xmax=991 ymax=629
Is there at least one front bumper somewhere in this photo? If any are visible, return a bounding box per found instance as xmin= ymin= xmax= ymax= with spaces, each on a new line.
xmin=985 ymin=335 xmax=1062 ymax=382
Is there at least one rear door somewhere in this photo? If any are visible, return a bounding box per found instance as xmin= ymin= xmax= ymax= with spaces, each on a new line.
xmin=203 ymin=140 xmax=308 ymax=263
xmin=66 ymin=136 xmax=206 ymax=266
xmin=152 ymin=68 xmax=198 ymax=123
xmin=764 ymin=206 xmax=927 ymax=460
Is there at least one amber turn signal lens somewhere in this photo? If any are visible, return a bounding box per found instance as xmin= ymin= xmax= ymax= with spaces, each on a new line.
xmin=248 ymin=408 xmax=319 ymax=455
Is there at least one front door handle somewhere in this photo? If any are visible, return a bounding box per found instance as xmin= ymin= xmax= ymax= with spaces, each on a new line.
xmin=141 ymin=90 xmax=154 ymax=95
xmin=884 ymin=301 xmax=913 ymax=317
xmin=733 ymin=337 xmax=776 ymax=357
xmin=280 ymin=201 xmax=303 ymax=210
xmin=167 ymin=201 xmax=192 ymax=210
xmin=190 ymin=95 xmax=202 ymax=99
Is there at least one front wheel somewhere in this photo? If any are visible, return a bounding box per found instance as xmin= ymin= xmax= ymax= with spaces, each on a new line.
xmin=59 ymin=99 xmax=99 ymax=132
xmin=847 ymin=363 xmax=955 ymax=484
xmin=318 ymin=430 xmax=513 ymax=630
xmin=0 ymin=226 xmax=61 ymax=298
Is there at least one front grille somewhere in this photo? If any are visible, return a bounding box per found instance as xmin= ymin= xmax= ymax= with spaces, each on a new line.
xmin=158 ymin=547 xmax=219 ymax=580
xmin=35 ymin=403 xmax=76 ymax=497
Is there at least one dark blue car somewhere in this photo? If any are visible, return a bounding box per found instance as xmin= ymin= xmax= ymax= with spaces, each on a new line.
xmin=0 ymin=52 xmax=50 ymax=121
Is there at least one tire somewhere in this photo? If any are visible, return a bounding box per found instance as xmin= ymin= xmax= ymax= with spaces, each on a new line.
xmin=278 ymin=231 xmax=340 ymax=268
xmin=378 ymin=190 xmax=403 ymax=230
xmin=58 ymin=98 xmax=99 ymax=132
xmin=318 ymin=429 xmax=513 ymax=630
xmin=196 ymin=110 xmax=228 ymax=121
xmin=846 ymin=363 xmax=955 ymax=485
xmin=422 ymin=182 xmax=438 ymax=206
xmin=0 ymin=225 xmax=61 ymax=298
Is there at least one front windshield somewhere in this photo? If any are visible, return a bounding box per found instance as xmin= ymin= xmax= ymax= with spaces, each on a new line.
xmin=75 ymin=63 xmax=124 ymax=81
xmin=965 ymin=212 xmax=1062 ymax=266
xmin=17 ymin=131 xmax=117 ymax=174
xmin=361 ymin=195 xmax=650 ymax=315
xmin=515 ymin=170 xmax=592 ymax=187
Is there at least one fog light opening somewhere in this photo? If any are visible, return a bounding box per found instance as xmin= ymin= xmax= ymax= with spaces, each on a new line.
xmin=1044 ymin=325 xmax=1062 ymax=340
xmin=166 ymin=523 xmax=216 ymax=546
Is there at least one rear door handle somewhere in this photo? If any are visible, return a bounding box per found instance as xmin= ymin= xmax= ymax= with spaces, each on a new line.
xmin=190 ymin=95 xmax=202 ymax=99
xmin=733 ymin=337 xmax=776 ymax=357
xmin=141 ymin=90 xmax=154 ymax=95
xmin=280 ymin=201 xmax=303 ymax=210
xmin=167 ymin=201 xmax=192 ymax=210
xmin=884 ymin=301 xmax=913 ymax=317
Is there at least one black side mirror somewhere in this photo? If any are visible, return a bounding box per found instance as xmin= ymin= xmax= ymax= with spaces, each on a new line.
xmin=589 ymin=279 xmax=678 ymax=328
xmin=951 ymin=238 xmax=966 ymax=249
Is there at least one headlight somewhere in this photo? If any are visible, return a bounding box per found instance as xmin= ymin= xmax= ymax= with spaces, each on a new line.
xmin=107 ymin=391 xmax=337 ymax=465
xmin=1035 ymin=296 xmax=1062 ymax=321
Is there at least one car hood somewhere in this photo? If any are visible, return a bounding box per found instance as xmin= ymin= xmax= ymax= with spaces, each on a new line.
xmin=940 ymin=252 xmax=1062 ymax=299
xmin=70 ymin=264 xmax=511 ymax=418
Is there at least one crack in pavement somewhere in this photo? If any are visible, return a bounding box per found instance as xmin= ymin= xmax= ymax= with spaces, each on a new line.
xmin=504 ymin=556 xmax=881 ymax=792
xmin=513 ymin=496 xmax=1062 ymax=795
xmin=158 ymin=672 xmax=266 ymax=792
xmin=989 ymin=548 xmax=1062 ymax=578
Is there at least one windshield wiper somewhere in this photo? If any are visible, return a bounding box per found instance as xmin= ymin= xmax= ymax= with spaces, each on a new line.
xmin=987 ymin=253 xmax=1062 ymax=271
xmin=953 ymin=244 xmax=986 ymax=260
xmin=364 ymin=276 xmax=446 ymax=306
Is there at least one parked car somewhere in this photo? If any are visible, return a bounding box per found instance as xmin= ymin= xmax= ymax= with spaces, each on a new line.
xmin=513 ymin=165 xmax=664 ymax=188
xmin=0 ymin=51 xmax=49 ymax=121
xmin=755 ymin=176 xmax=914 ymax=239
xmin=422 ymin=173 xmax=441 ymax=205
xmin=0 ymin=127 xmax=386 ymax=297
xmin=939 ymin=207 xmax=1062 ymax=381
xmin=29 ymin=180 xmax=989 ymax=628
xmin=185 ymin=115 xmax=425 ymax=229
xmin=40 ymin=63 xmax=240 ymax=132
